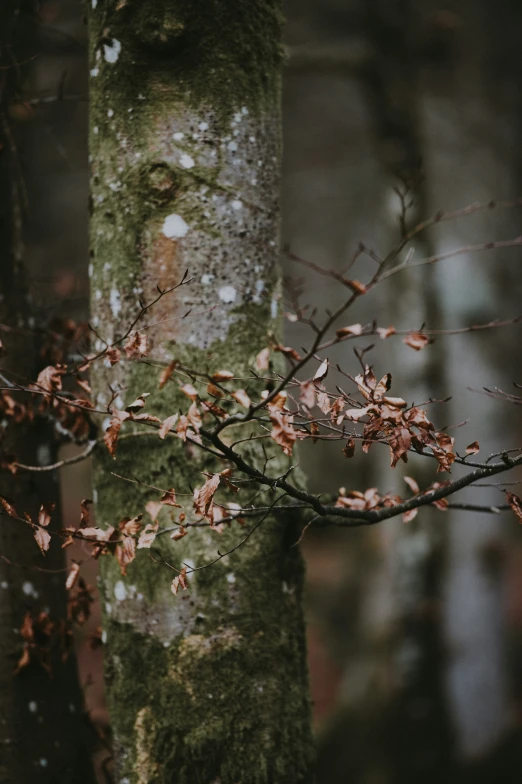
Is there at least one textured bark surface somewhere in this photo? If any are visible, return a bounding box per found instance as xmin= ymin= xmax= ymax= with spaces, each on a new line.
xmin=89 ymin=2 xmax=314 ymax=782
xmin=0 ymin=6 xmax=95 ymax=782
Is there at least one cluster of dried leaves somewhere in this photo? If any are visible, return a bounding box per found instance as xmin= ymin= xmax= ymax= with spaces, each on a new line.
xmin=1 ymin=253 xmax=522 ymax=613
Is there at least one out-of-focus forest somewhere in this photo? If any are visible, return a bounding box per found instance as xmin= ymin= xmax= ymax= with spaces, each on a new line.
xmin=3 ymin=0 xmax=522 ymax=781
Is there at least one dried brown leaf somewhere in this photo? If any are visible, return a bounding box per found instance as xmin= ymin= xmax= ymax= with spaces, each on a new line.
xmin=507 ymin=492 xmax=522 ymax=523
xmin=65 ymin=563 xmax=81 ymax=591
xmin=404 ymin=476 xmax=420 ymax=495
xmin=34 ymin=527 xmax=51 ymax=555
xmin=171 ymin=567 xmax=188 ymax=595
xmin=336 ymin=323 xmax=363 ymax=338
xmin=180 ymin=383 xmax=198 ymax=401
xmin=0 ymin=496 xmax=17 ymax=518
xmin=137 ymin=523 xmax=158 ymax=549
xmin=231 ymin=389 xmax=251 ymax=408
xmin=377 ymin=326 xmax=396 ymax=339
xmin=346 ymin=279 xmax=367 ymax=295
xmin=402 ymin=509 xmax=418 ymax=523
xmin=465 ymin=441 xmax=480 ymax=455
xmin=124 ymin=330 xmax=148 ymax=358
xmin=159 ymin=360 xmax=177 ymax=389
xmin=274 ymin=345 xmax=302 ymax=362
xmin=160 ymin=489 xmax=181 ymax=507
xmin=159 ymin=414 xmax=179 ymax=439
xmin=211 ymin=370 xmax=234 ymax=382
xmin=270 ymin=412 xmax=297 ymax=456
xmin=125 ymin=392 xmax=150 ymax=414
xmin=313 ymin=359 xmax=328 ymax=383
xmin=255 ymin=347 xmax=270 ymax=371
xmin=194 ymin=474 xmax=221 ymax=517
xmin=403 ymin=331 xmax=431 ymax=351
xmin=38 ymin=503 xmax=54 ymax=529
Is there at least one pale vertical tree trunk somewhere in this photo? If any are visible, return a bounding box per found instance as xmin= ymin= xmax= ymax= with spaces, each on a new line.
xmin=360 ymin=2 xmax=454 ymax=780
xmin=0 ymin=5 xmax=96 ymax=783
xmin=89 ymin=3 xmax=314 ymax=782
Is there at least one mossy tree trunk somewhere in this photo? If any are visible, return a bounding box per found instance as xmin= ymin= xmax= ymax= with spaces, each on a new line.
xmin=89 ymin=2 xmax=314 ymax=782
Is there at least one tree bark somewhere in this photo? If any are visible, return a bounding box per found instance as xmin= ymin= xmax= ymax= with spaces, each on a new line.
xmin=89 ymin=2 xmax=314 ymax=782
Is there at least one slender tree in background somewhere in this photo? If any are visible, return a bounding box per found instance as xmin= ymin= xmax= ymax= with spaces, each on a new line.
xmin=0 ymin=4 xmax=95 ymax=782
xmin=360 ymin=2 xmax=454 ymax=781
xmin=89 ymin=2 xmax=314 ymax=781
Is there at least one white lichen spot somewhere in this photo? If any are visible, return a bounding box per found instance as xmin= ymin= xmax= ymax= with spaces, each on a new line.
xmin=92 ymin=0 xmax=97 ymax=7
xmin=253 ymin=280 xmax=265 ymax=304
xmin=227 ymin=141 xmax=238 ymax=152
xmin=201 ymin=273 xmax=214 ymax=285
xmin=241 ymin=106 xmax=249 ymax=115
xmin=69 ymin=703 xmax=76 ymax=713
xmin=233 ymin=112 xmax=242 ymax=123
xmin=88 ymin=263 xmax=93 ymax=277
xmin=198 ymin=121 xmax=209 ymax=131
xmin=103 ymin=262 xmax=111 ymax=272
xmin=173 ymin=132 xmax=184 ymax=141
xmin=226 ymin=573 xmax=236 ymax=585
xmin=37 ymin=444 xmax=51 ymax=466
xmin=271 ymin=298 xmax=278 ymax=319
xmin=251 ymin=178 xmax=258 ymax=186
xmin=22 ymin=582 xmax=38 ymax=598
xmin=28 ymin=701 xmax=37 ymax=713
xmin=39 ymin=759 xmax=48 ymax=768
xmin=249 ymin=135 xmax=256 ymax=143
xmin=105 ymin=603 xmax=112 ymax=617
xmin=108 ymin=181 xmax=121 ymax=192
xmin=110 ymin=288 xmax=122 ymax=318
xmin=218 ymin=286 xmax=237 ymax=304
xmin=95 ymin=289 xmax=102 ymax=301
xmin=93 ymin=488 xmax=98 ymax=503
xmin=179 ymin=153 xmax=195 ymax=169
xmin=101 ymin=630 xmax=107 ymax=644
xmin=107 ymin=108 xmax=114 ymax=118
xmin=90 ymin=67 xmax=99 ymax=78
xmin=162 ymin=214 xmax=189 ymax=239
xmin=93 ymin=126 xmax=99 ymax=135
xmin=103 ymin=39 xmax=121 ymax=64
xmin=231 ymin=200 xmax=243 ymax=211
xmin=1 ymin=581 xmax=8 ymax=589
xmin=114 ymin=581 xmax=127 ymax=601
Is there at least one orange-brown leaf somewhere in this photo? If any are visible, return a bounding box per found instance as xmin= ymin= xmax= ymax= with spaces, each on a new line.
xmin=124 ymin=330 xmax=148 ymax=358
xmin=403 ymin=331 xmax=431 ymax=351
xmin=159 ymin=414 xmax=179 ymax=439
xmin=507 ymin=492 xmax=522 ymax=523
xmin=159 ymin=360 xmax=177 ymax=388
xmin=465 ymin=441 xmax=480 ymax=455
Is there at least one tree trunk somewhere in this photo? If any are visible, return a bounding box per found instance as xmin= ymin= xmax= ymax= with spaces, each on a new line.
xmin=0 ymin=5 xmax=96 ymax=783
xmin=356 ymin=3 xmax=454 ymax=781
xmin=89 ymin=2 xmax=314 ymax=782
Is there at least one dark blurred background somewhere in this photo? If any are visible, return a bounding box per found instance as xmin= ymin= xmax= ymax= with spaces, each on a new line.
xmin=5 ymin=1 xmax=522 ymax=781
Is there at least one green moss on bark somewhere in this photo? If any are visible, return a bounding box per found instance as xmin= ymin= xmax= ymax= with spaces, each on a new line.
xmin=90 ymin=0 xmax=284 ymax=120
xmin=90 ymin=1 xmax=314 ymax=780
